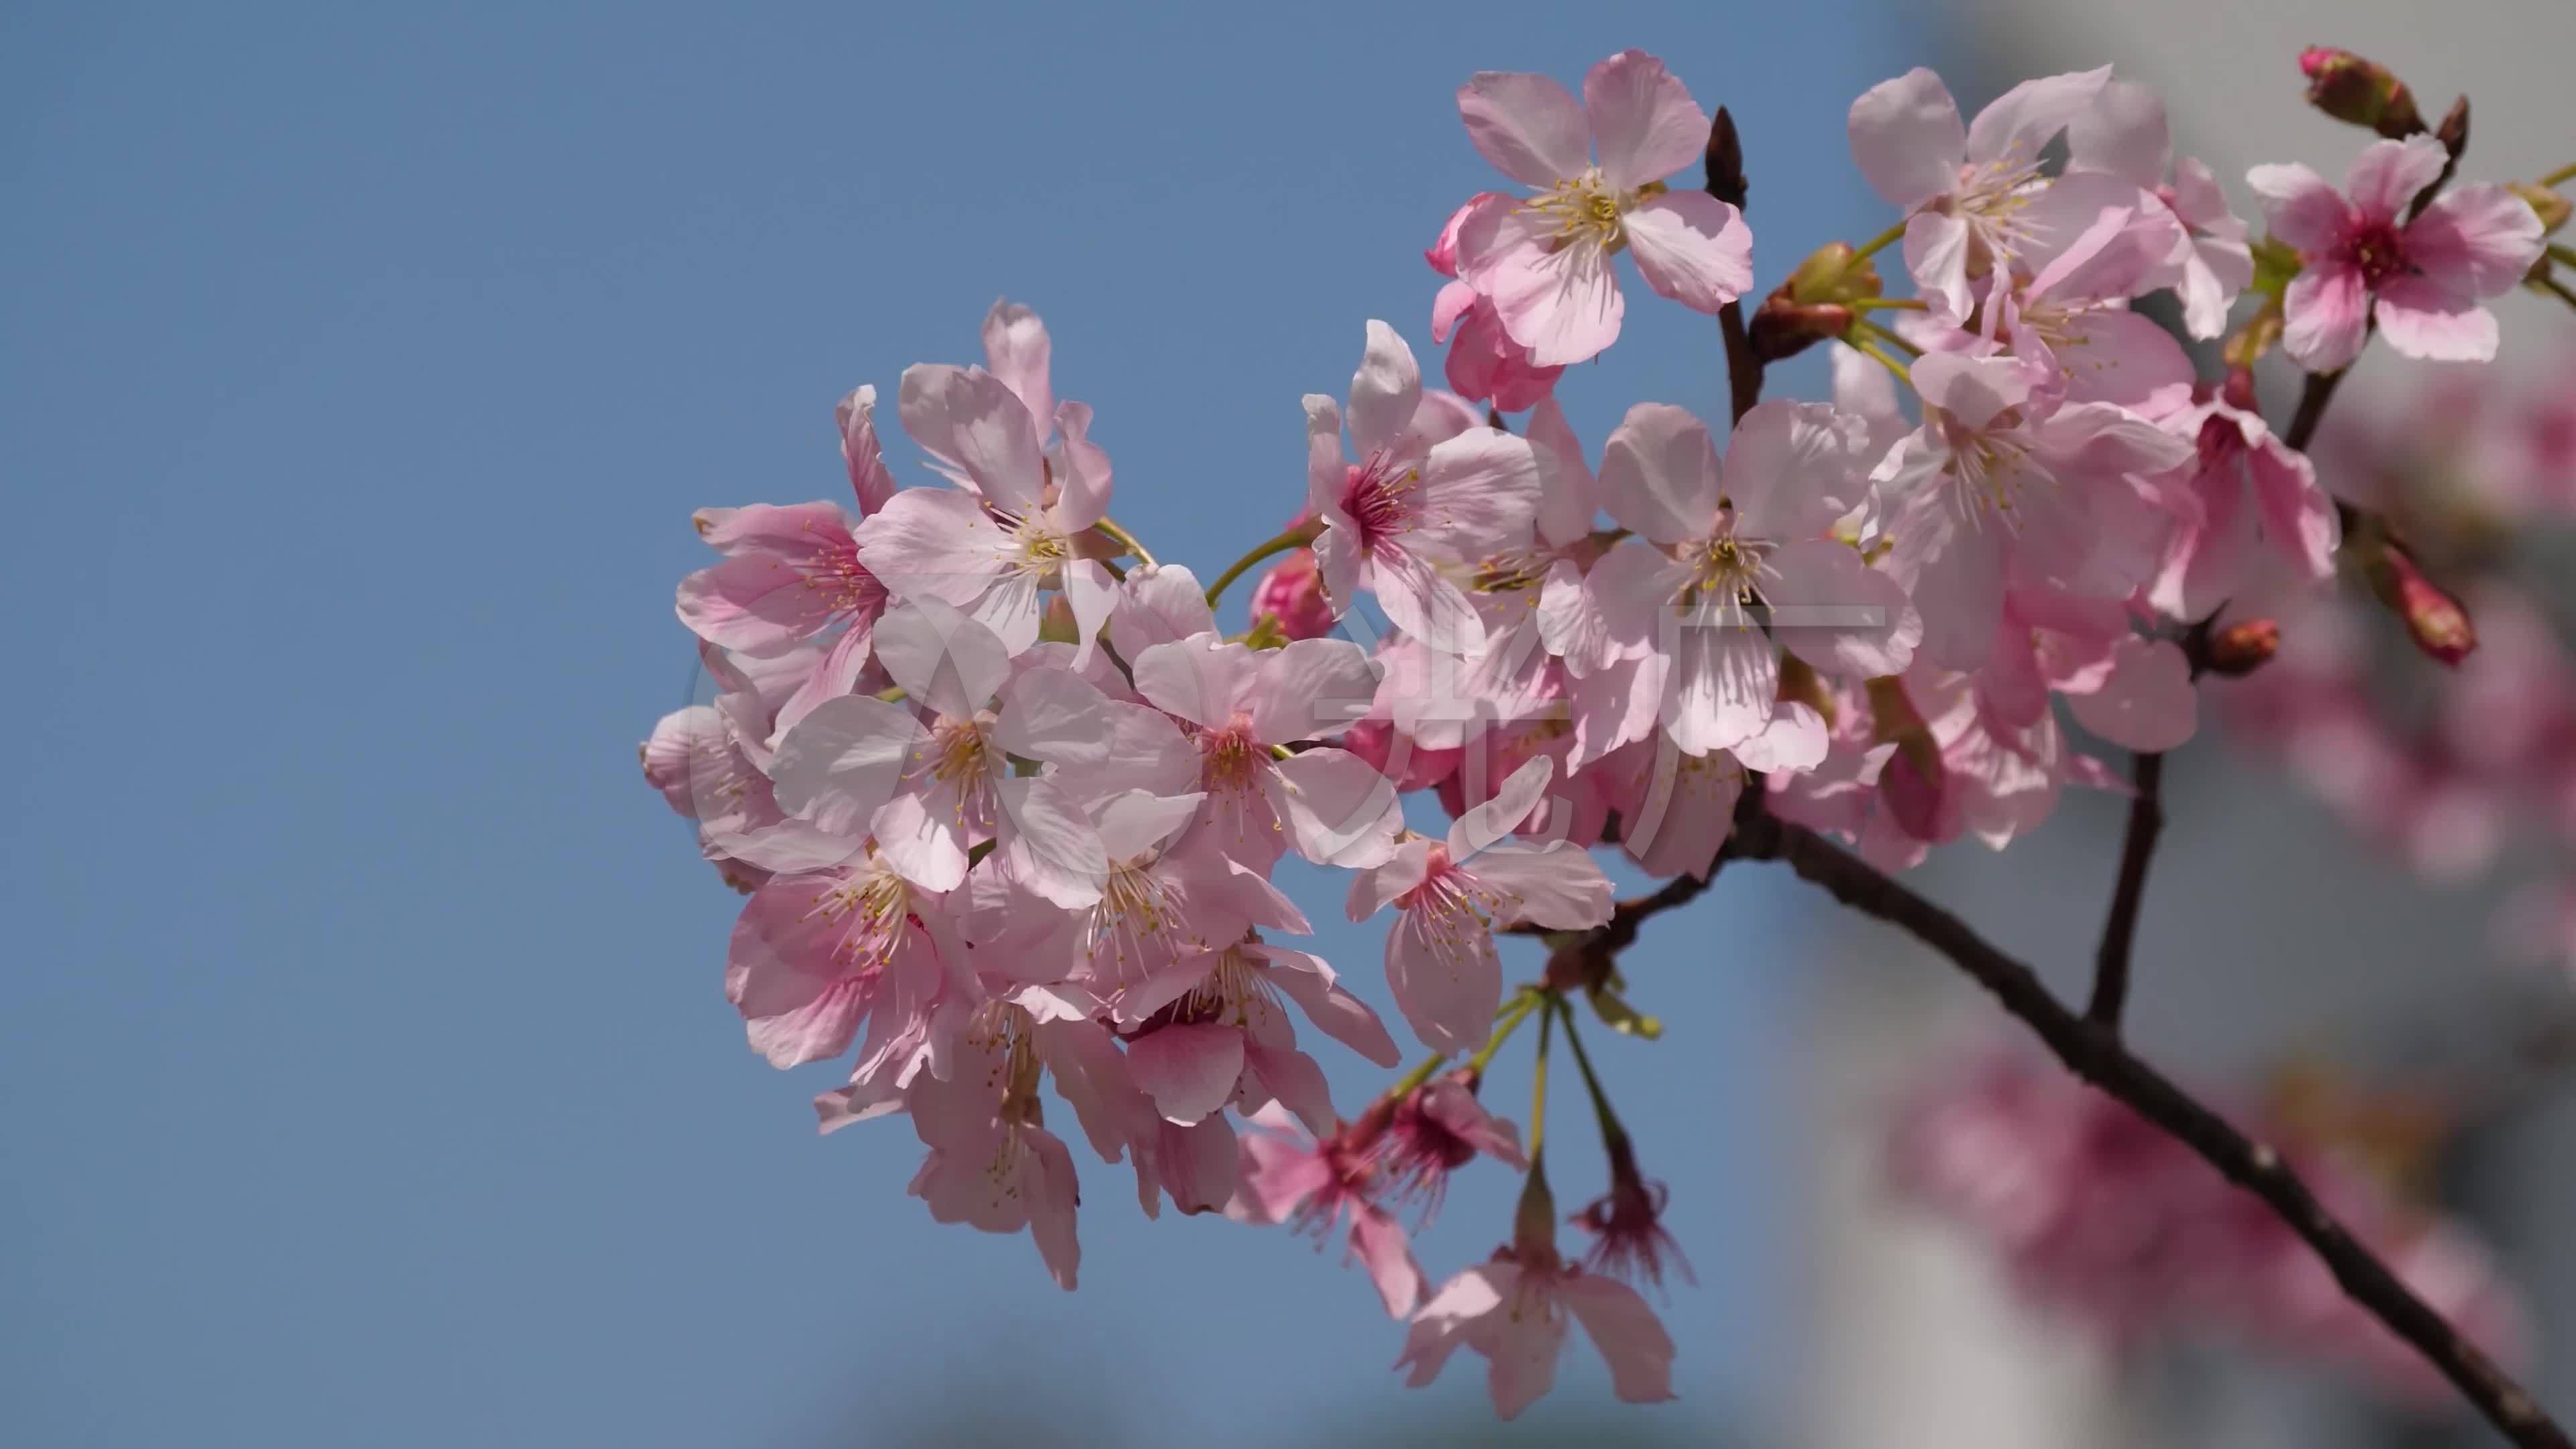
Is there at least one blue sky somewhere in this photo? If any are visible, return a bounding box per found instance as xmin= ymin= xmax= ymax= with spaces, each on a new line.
xmin=1 ymin=3 xmax=1930 ymax=1443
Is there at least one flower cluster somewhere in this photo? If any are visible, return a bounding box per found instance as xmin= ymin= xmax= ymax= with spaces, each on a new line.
xmin=642 ymin=44 xmax=2564 ymax=1423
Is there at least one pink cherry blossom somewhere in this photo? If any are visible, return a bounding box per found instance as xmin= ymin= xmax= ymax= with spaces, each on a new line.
xmin=767 ymin=601 xmax=1118 ymax=905
xmin=853 ymin=337 xmax=1122 ymax=656
xmin=1347 ymin=758 xmax=1615 ymax=1052
xmin=1375 ymin=1070 xmax=1526 ymax=1222
xmin=1880 ymin=352 xmax=2194 ymax=670
xmin=905 ymin=1014 xmax=1085 ymax=1290
xmin=1305 ymin=321 xmax=1544 ymax=650
xmin=2149 ymin=382 xmax=2341 ymax=621
xmin=1585 ymin=398 xmax=1919 ymax=755
xmin=2069 ymin=79 xmax=2255 ymax=340
xmin=724 ymin=849 xmax=962 ymax=1070
xmin=1451 ymin=50 xmax=1752 ymax=366
xmin=2249 ymin=135 xmax=2544 ymax=370
xmin=1130 ymin=630 xmax=1400 ymax=867
xmin=1395 ymin=1248 xmax=1676 ymax=1419
xmin=1847 ymin=65 xmax=2135 ymax=319
xmin=1980 ymin=203 xmax=2194 ymax=414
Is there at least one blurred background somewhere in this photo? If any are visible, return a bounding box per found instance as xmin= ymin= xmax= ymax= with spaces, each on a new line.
xmin=5 ymin=1 xmax=2572 ymax=1444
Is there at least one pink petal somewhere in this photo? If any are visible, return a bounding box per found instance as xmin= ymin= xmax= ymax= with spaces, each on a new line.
xmin=2343 ymin=135 xmax=2449 ymax=222
xmin=1448 ymin=755 xmax=1555 ymax=856
xmin=835 ymin=385 xmax=898 ymax=515
xmin=996 ymin=775 xmax=1110 ymax=909
xmin=1902 ymin=210 xmax=1976 ymax=321
xmin=1464 ymin=842 xmax=1615 ymax=930
xmin=1269 ymin=747 xmax=1403 ymax=867
xmin=1255 ymin=947 xmax=1401 ymax=1067
xmin=991 ymin=665 xmax=1114 ymax=764
xmin=1763 ymin=538 xmax=1919 ymax=676
xmin=2408 ymin=183 xmax=2546 ymax=298
xmin=1597 ymin=402 xmax=1721 ymax=543
xmin=1350 ymin=1205 xmax=1424 ymax=1319
xmin=1964 ymin=66 xmax=2109 ymax=167
xmin=1131 ymin=631 xmax=1254 ymax=729
xmin=1722 ymin=398 xmax=1863 ymax=540
xmin=2067 ymin=636 xmax=2198 ymax=751
xmin=1106 ymin=563 xmax=1217 ymax=661
xmin=1413 ymin=427 xmax=1545 ymax=560
xmin=1242 ymin=1040 xmax=1335 ymax=1139
xmin=1365 ymin=544 xmax=1486 ymax=653
xmin=1456 ymin=70 xmax=1591 ymax=187
xmin=1618 ymin=741 xmax=1745 ymax=879
xmin=767 ymin=695 xmax=922 ymax=835
xmin=676 ymin=553 xmax=837 ymax=655
xmin=2373 ymin=280 xmax=2500 ymax=363
xmin=1621 ymin=191 xmax=1752 ymax=313
xmin=1250 ymin=637 xmax=1379 ymax=744
xmin=849 ymin=487 xmax=1008 ymax=608
xmin=1582 ymin=49 xmax=1707 ymax=191
xmin=2068 ymin=77 xmax=2170 ymax=189
xmin=1385 ymin=904 xmax=1503 ymax=1053
xmin=1123 ymin=1022 xmax=1246 ymax=1124
xmin=2281 ymin=264 xmax=2371 ymax=372
xmin=1847 ymin=68 xmax=1968 ymax=209
xmin=1463 ymin=207 xmax=1625 ymax=368
xmin=1666 ymin=619 xmax=1778 ymax=755
xmin=979 ymin=299 xmax=1054 ymax=436
xmin=1561 ymin=1275 xmax=1678 ymax=1404
xmin=895 ymin=363 xmax=1045 ymax=511
xmin=2245 ymin=162 xmax=2352 ymax=252
xmin=873 ymin=598 xmax=1010 ymax=718
xmin=1348 ymin=320 xmax=1424 ymax=461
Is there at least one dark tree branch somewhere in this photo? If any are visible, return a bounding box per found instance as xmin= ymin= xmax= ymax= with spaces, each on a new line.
xmin=1720 ymin=807 xmax=2570 ymax=1449
xmin=2088 ymin=748 xmax=2163 ymax=1026
xmin=1703 ymin=107 xmax=1762 ymax=425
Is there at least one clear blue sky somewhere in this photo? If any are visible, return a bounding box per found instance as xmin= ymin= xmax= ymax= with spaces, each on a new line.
xmin=1 ymin=3 xmax=1928 ymax=1443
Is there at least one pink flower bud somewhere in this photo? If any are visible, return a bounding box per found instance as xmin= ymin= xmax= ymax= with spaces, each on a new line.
xmin=1250 ymin=548 xmax=1336 ymax=641
xmin=2206 ymin=619 xmax=2282 ymax=677
xmin=2365 ymin=543 xmax=2478 ymax=665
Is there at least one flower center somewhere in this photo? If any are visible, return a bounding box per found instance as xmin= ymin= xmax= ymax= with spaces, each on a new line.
xmin=1523 ymin=169 xmax=1656 ymax=254
xmin=1342 ymin=453 xmax=1421 ymax=553
xmin=1932 ymin=408 xmax=2039 ymax=529
xmin=1083 ymin=858 xmax=1179 ymax=985
xmin=1678 ymin=527 xmax=1769 ymax=627
xmin=809 ymin=859 xmax=916 ymax=973
xmin=1199 ymin=714 xmax=1267 ymax=797
xmin=2344 ymin=219 xmax=2410 ymax=286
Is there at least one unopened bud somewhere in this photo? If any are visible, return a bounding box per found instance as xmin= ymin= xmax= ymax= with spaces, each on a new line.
xmin=1037 ymin=594 xmax=1081 ymax=645
xmin=2218 ymin=366 xmax=2259 ymax=413
xmin=2300 ymin=47 xmax=2424 ymax=138
xmin=2433 ymin=97 xmax=2470 ymax=163
xmin=2205 ymin=619 xmax=2281 ymax=676
xmin=1786 ymin=241 xmax=1882 ymax=307
xmin=1249 ymin=549 xmax=1334 ymax=641
xmin=2511 ymin=181 xmax=2571 ymax=235
xmin=1703 ymin=106 xmax=1746 ymax=210
xmin=2363 ymin=541 xmax=2477 ymax=665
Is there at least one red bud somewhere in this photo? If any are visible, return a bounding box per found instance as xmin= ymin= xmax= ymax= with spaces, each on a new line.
xmin=2204 ymin=619 xmax=2281 ymax=676
xmin=2300 ymin=47 xmax=2425 ymax=138
xmin=2365 ymin=543 xmax=2477 ymax=665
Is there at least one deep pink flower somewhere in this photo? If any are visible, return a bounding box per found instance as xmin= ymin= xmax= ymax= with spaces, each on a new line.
xmin=2249 ymin=135 xmax=2543 ymax=370
xmin=2149 ymin=384 xmax=2341 ymax=620
xmin=1249 ymin=548 xmax=1336 ymax=640
xmin=1375 ymin=1070 xmax=1527 ymax=1222
xmin=1230 ymin=1104 xmax=1426 ymax=1318
xmin=1451 ymin=50 xmax=1752 ymax=366
xmin=1428 ymin=195 xmax=1565 ymax=409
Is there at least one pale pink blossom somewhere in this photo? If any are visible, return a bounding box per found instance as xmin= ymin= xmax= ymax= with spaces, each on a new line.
xmin=2069 ymin=79 xmax=2254 ymax=339
xmin=1346 ymin=759 xmax=1615 ymax=1052
xmin=2249 ymin=135 xmax=2544 ymax=370
xmin=724 ymin=850 xmax=963 ymax=1070
xmin=1847 ymin=65 xmax=2135 ymax=319
xmin=1880 ymin=352 xmax=2194 ymax=670
xmin=1396 ymin=1250 xmax=1676 ymax=1419
xmin=767 ymin=601 xmax=1120 ymax=905
xmin=853 ymin=340 xmax=1122 ymax=656
xmin=1118 ymin=937 xmax=1401 ymax=1136
xmin=1980 ymin=203 xmax=2194 ymax=415
xmin=905 ymin=1015 xmax=1085 ymax=1290
xmin=1585 ymin=398 xmax=1918 ymax=754
xmin=1130 ymin=631 xmax=1400 ymax=867
xmin=1305 ymin=322 xmax=1544 ymax=650
xmin=1451 ymin=50 xmax=1752 ymax=366
xmin=2149 ymin=384 xmax=2341 ymax=621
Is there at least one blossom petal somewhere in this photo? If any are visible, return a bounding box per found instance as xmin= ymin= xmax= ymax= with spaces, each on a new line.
xmin=873 ymin=598 xmax=1010 ymax=718
xmin=2068 ymin=636 xmax=2198 ymax=751
xmin=896 ymin=363 xmax=1044 ymax=511
xmin=1349 ymin=321 xmax=1425 ymax=461
xmin=1848 ymin=68 xmax=1967 ymax=209
xmin=979 ymin=299 xmax=1054 ymax=435
xmin=1723 ymin=398 xmax=1862 ymax=540
xmin=1561 ymin=1275 xmax=1678 ymax=1405
xmin=1762 ymin=539 xmax=1918 ymax=677
xmin=1254 ymin=947 xmax=1401 ymax=1067
xmin=2344 ymin=134 xmax=2449 ymax=222
xmin=1132 ymin=632 xmax=1256 ymax=730
xmin=769 ymin=695 xmax=923 ymax=835
xmin=1250 ymin=637 xmax=1380 ymax=744
xmin=1385 ymin=904 xmax=1503 ymax=1054
xmin=2282 ymin=264 xmax=2371 ymax=372
xmin=1964 ymin=66 xmax=2109 ymax=167
xmin=1415 ymin=427 xmax=1545 ymax=560
xmin=1269 ymin=747 xmax=1403 ymax=867
xmin=2245 ymin=162 xmax=2351 ymax=252
xmin=2373 ymin=278 xmax=2500 ymax=363
xmin=1666 ymin=621 xmax=1778 ymax=754
xmin=997 ymin=775 xmax=1110 ymax=908
xmin=1462 ymin=206 xmax=1625 ymax=368
xmin=1124 ymin=1022 xmax=1245 ymax=1124
xmin=1583 ymin=48 xmax=1707 ymax=191
xmin=1598 ymin=402 xmax=1720 ymax=543
xmin=1457 ymin=71 xmax=1591 ymax=187
xmin=1621 ymin=191 xmax=1752 ymax=313
xmin=2068 ymin=78 xmax=2170 ymax=189
xmin=1464 ymin=843 xmax=1615 ymax=930
xmin=2408 ymin=183 xmax=2546 ymax=297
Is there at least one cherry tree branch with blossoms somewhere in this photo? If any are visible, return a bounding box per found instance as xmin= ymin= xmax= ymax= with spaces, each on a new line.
xmin=641 ymin=37 xmax=2576 ymax=1442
